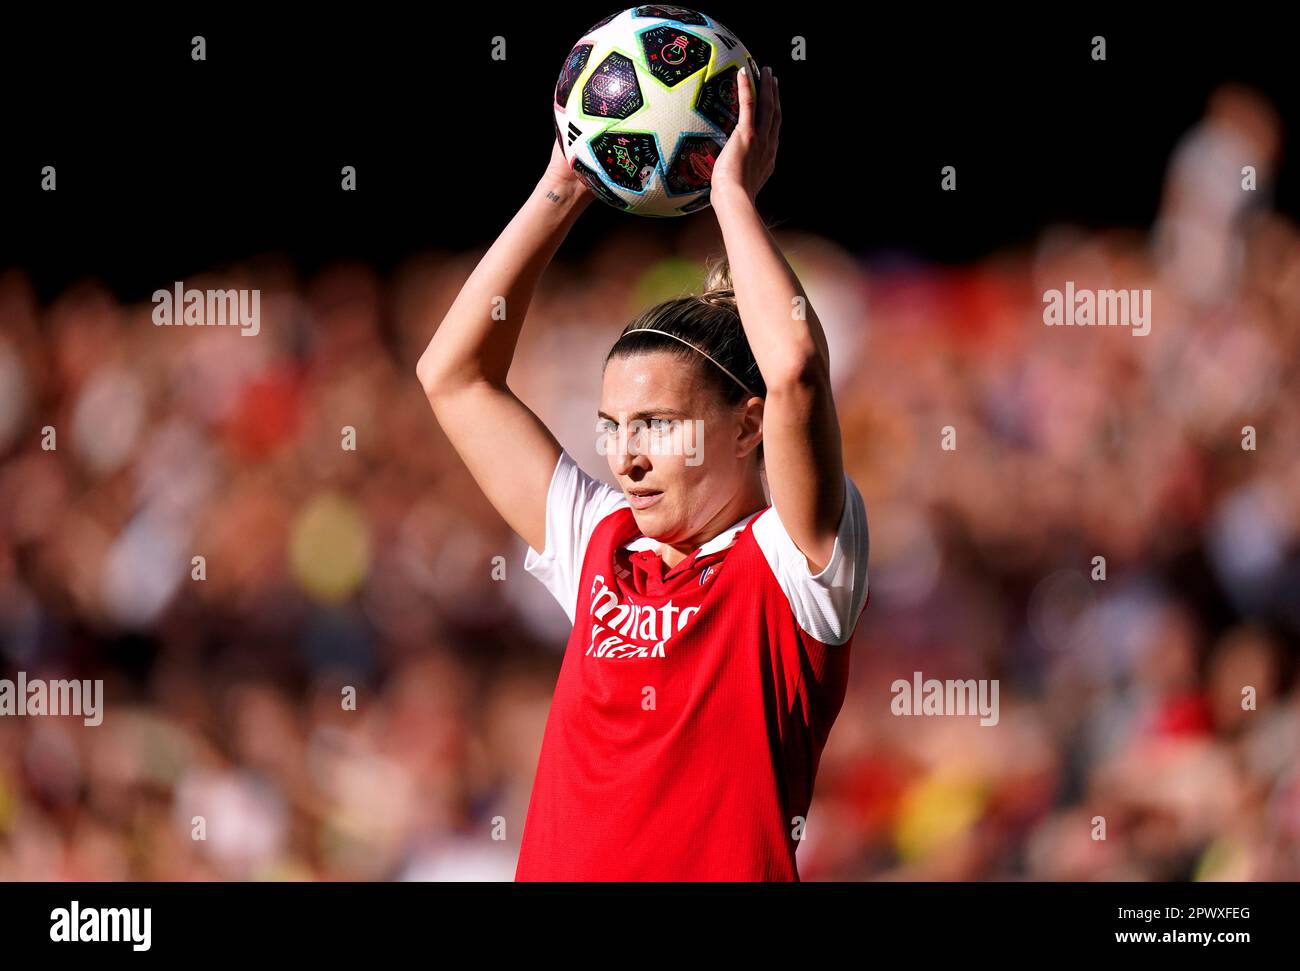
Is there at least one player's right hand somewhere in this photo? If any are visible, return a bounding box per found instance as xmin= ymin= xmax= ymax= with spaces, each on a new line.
xmin=542 ymin=141 xmax=592 ymax=201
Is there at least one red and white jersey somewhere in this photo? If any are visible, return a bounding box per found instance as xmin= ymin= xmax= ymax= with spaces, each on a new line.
xmin=516 ymin=450 xmax=870 ymax=881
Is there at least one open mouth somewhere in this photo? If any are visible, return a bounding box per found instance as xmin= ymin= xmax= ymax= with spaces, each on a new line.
xmin=626 ymin=488 xmax=663 ymax=510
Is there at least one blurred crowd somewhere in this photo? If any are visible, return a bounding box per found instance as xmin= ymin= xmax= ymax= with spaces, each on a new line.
xmin=0 ymin=84 xmax=1297 ymax=881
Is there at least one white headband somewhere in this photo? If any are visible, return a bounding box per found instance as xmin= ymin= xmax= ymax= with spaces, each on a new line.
xmin=620 ymin=327 xmax=759 ymax=399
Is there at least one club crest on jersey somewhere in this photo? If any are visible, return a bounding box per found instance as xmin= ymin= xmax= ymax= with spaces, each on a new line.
xmin=586 ymin=573 xmax=700 ymax=659
xmin=699 ymin=564 xmax=716 ymax=586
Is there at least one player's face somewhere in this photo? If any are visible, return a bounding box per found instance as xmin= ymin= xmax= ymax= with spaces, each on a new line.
xmin=599 ymin=352 xmax=755 ymax=543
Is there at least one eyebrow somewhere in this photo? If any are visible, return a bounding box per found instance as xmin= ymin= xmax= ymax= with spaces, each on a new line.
xmin=597 ymin=408 xmax=692 ymax=423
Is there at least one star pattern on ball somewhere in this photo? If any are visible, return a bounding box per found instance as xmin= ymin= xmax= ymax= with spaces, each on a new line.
xmin=598 ymin=64 xmax=723 ymax=198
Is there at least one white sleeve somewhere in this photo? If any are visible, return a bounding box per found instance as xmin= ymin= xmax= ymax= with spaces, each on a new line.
xmin=523 ymin=449 xmax=629 ymax=624
xmin=750 ymin=474 xmax=870 ymax=646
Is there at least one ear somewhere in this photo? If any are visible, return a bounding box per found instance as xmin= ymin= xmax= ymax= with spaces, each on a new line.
xmin=735 ymin=395 xmax=765 ymax=459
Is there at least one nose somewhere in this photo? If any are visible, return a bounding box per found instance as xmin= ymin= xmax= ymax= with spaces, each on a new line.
xmin=611 ymin=425 xmax=652 ymax=478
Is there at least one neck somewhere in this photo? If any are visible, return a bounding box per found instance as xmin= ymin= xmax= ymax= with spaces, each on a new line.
xmin=657 ymin=478 xmax=768 ymax=569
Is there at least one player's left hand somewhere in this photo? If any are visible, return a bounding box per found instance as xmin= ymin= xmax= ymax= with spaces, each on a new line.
xmin=710 ymin=64 xmax=780 ymax=204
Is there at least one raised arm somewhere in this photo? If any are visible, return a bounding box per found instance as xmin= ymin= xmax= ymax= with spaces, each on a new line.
xmin=711 ymin=66 xmax=845 ymax=574
xmin=416 ymin=143 xmax=594 ymax=553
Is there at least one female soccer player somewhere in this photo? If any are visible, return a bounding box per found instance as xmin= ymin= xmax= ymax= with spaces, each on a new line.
xmin=417 ymin=66 xmax=869 ymax=881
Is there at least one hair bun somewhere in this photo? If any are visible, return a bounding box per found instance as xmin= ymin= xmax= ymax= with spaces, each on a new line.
xmin=700 ymin=288 xmax=737 ymax=309
xmin=700 ymin=255 xmax=736 ymax=309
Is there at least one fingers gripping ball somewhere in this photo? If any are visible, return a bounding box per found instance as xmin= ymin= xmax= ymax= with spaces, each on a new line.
xmin=553 ymin=6 xmax=758 ymax=217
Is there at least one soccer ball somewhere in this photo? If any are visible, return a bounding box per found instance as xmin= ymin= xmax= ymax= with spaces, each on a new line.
xmin=552 ymin=6 xmax=758 ymax=217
